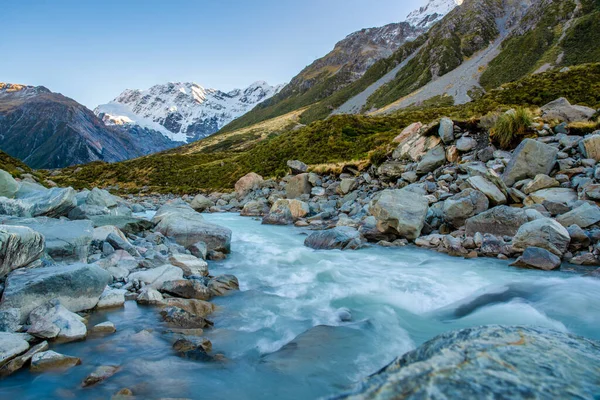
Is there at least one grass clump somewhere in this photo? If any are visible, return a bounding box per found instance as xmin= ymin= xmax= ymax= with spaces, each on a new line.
xmin=490 ymin=108 xmax=534 ymax=149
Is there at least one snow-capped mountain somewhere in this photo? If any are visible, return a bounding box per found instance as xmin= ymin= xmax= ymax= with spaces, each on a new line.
xmin=95 ymin=81 xmax=284 ymax=143
xmin=406 ymin=0 xmax=462 ymax=28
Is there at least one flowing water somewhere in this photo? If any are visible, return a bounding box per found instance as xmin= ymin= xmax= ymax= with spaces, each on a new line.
xmin=2 ymin=214 xmax=600 ymax=399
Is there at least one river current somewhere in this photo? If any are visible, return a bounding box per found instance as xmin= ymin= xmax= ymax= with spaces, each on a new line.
xmin=1 ymin=213 xmax=599 ymax=399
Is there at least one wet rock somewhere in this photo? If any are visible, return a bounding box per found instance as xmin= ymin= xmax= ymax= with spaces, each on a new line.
xmin=173 ymin=337 xmax=213 ymax=361
xmin=370 ymin=189 xmax=429 ymax=240
xmin=160 ymin=298 xmax=215 ymax=318
xmin=188 ymin=241 xmax=208 ymax=260
xmin=160 ymin=280 xmax=211 ymax=300
xmin=0 ymin=332 xmax=30 ymax=364
xmin=153 ymin=203 xmax=232 ymax=253
xmin=0 ymin=341 xmax=48 ymax=376
xmin=91 ymin=321 xmax=117 ymax=334
xmin=129 ymin=265 xmax=184 ymax=289
xmin=0 ymin=170 xmax=19 ymax=198
xmin=30 ymin=350 xmax=81 ymax=372
xmin=334 ymin=325 xmax=600 ymax=399
xmin=442 ymin=189 xmax=489 ymax=227
xmin=1 ymin=263 xmax=109 ymax=323
xmin=235 ymin=172 xmax=264 ymax=196
xmin=467 ymin=176 xmax=506 ymax=205
xmin=240 ymin=200 xmax=269 ymax=216
xmin=511 ymin=247 xmax=562 ymax=271
xmin=82 ymin=365 xmax=120 ymax=387
xmin=208 ymin=275 xmax=240 ymax=297
xmin=465 ymin=206 xmax=528 ymax=237
xmin=286 ymin=173 xmax=312 ymax=199
xmin=416 ymin=145 xmax=446 ymax=175
xmin=169 ymin=254 xmax=209 ymax=277
xmin=136 ymin=287 xmax=164 ymax=305
xmin=0 ymin=225 xmax=44 ymax=278
xmin=160 ymin=306 xmax=213 ymax=329
xmin=189 ymin=194 xmax=213 ymax=212
xmin=502 ymin=139 xmax=558 ymax=187
xmin=263 ymin=199 xmax=309 ymax=226
xmin=27 ymin=300 xmax=87 ymax=342
xmin=570 ymin=252 xmax=599 ymax=266
xmin=541 ymin=97 xmax=596 ymax=123
xmin=96 ymin=288 xmax=126 ymax=309
xmin=512 ymin=218 xmax=570 ymax=256
xmin=304 ymin=227 xmax=364 ymax=250
xmin=556 ymin=203 xmax=600 ymax=228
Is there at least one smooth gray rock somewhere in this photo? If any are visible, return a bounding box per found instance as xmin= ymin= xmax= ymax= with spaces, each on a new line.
xmin=512 ymin=218 xmax=571 ymax=256
xmin=0 ymin=332 xmax=29 ymax=365
xmin=240 ymin=200 xmax=269 ymax=216
xmin=467 ymin=176 xmax=506 ymax=205
xmin=556 ymin=203 xmax=600 ymax=228
xmin=0 ymin=170 xmax=19 ymax=199
xmin=465 ymin=206 xmax=528 ymax=237
xmin=540 ymin=97 xmax=596 ymax=122
xmin=443 ymin=189 xmax=489 ymax=227
xmin=1 ymin=263 xmax=110 ymax=323
xmin=334 ymin=325 xmax=600 ymax=400
xmin=370 ymin=189 xmax=429 ymax=240
xmin=438 ymin=117 xmax=454 ymax=144
xmin=502 ymin=139 xmax=558 ymax=187
xmin=85 ymin=188 xmax=120 ymax=208
xmin=190 ymin=194 xmax=214 ymax=212
xmin=96 ymin=288 xmax=126 ymax=309
xmin=208 ymin=275 xmax=240 ymax=297
xmin=304 ymin=227 xmax=364 ymax=250
xmin=169 ymin=254 xmax=208 ymax=277
xmin=22 ymin=187 xmax=77 ymax=218
xmin=27 ymin=300 xmax=87 ymax=342
xmin=416 ymin=145 xmax=446 ymax=175
xmin=0 ymin=225 xmax=44 ymax=278
xmin=455 ymin=137 xmax=476 ymax=152
xmin=30 ymin=350 xmax=81 ymax=372
xmin=287 ymin=160 xmax=308 ymax=174
xmin=511 ymin=247 xmax=562 ymax=270
xmin=129 ymin=265 xmax=184 ymax=289
xmin=14 ymin=181 xmax=46 ymax=199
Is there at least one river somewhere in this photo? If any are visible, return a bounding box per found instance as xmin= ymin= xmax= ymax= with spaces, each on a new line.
xmin=1 ymin=213 xmax=599 ymax=399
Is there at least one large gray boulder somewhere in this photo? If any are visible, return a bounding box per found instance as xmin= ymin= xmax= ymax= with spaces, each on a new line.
xmin=153 ymin=202 xmax=232 ymax=253
xmin=443 ymin=189 xmax=489 ymax=227
xmin=511 ymin=247 xmax=562 ymax=271
xmin=540 ymin=97 xmax=596 ymax=122
xmin=304 ymin=227 xmax=363 ymax=250
xmin=334 ymin=325 xmax=600 ymax=399
xmin=0 ymin=225 xmax=44 ymax=278
xmin=1 ymin=264 xmax=110 ymax=323
xmin=556 ymin=202 xmax=600 ymax=228
xmin=370 ymin=189 xmax=429 ymax=240
xmin=190 ymin=194 xmax=214 ymax=212
xmin=0 ymin=170 xmax=19 ymax=199
xmin=0 ymin=332 xmax=30 ymax=365
xmin=512 ymin=218 xmax=570 ymax=256
xmin=27 ymin=300 xmax=87 ymax=342
xmin=502 ymin=139 xmax=558 ymax=187
xmin=262 ymin=199 xmax=309 ymax=226
xmin=129 ymin=265 xmax=184 ymax=289
xmin=22 ymin=187 xmax=77 ymax=218
xmin=0 ymin=217 xmax=93 ymax=262
xmin=86 ymin=188 xmax=120 ymax=208
xmin=285 ymin=173 xmax=312 ymax=199
xmin=465 ymin=206 xmax=528 ymax=237
xmin=416 ymin=145 xmax=446 ymax=175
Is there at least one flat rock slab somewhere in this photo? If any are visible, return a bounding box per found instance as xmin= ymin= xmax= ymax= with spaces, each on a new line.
xmin=334 ymin=325 xmax=600 ymax=399
xmin=0 ymin=332 xmax=30 ymax=365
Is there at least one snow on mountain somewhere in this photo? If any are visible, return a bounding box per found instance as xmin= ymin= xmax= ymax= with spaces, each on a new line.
xmin=95 ymin=81 xmax=284 ymax=143
xmin=406 ymin=0 xmax=462 ymax=28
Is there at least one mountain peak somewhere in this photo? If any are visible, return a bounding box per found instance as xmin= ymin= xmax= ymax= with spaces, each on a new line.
xmin=406 ymin=0 xmax=461 ymax=28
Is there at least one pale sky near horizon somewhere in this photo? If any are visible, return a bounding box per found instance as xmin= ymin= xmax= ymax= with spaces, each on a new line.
xmin=1 ymin=0 xmax=423 ymax=108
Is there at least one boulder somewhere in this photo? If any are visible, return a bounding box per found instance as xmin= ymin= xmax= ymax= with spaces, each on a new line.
xmin=22 ymin=187 xmax=77 ymax=218
xmin=455 ymin=137 xmax=476 ymax=152
xmin=14 ymin=181 xmax=46 ymax=198
xmin=240 ymin=200 xmax=268 ymax=216
xmin=92 ymin=225 xmax=127 ymax=242
xmin=525 ymin=188 xmax=577 ymax=206
xmin=377 ymin=161 xmax=409 ymax=180
xmin=96 ymin=288 xmax=126 ymax=309
xmin=169 ymin=254 xmax=209 ymax=277
xmin=173 ymin=337 xmax=213 ymax=361
xmin=467 ymin=176 xmax=506 ymax=205
xmin=234 ymin=172 xmax=264 ymax=195
xmin=522 ymin=174 xmax=559 ymax=194
xmin=556 ymin=203 xmax=600 ymax=228
xmin=438 ymin=117 xmax=454 ymax=144
xmin=82 ymin=365 xmax=120 ymax=387
xmin=579 ymin=134 xmax=600 ymax=162
xmin=27 ymin=300 xmax=87 ymax=342
xmin=304 ymin=227 xmax=364 ymax=250
xmin=540 ymin=97 xmax=596 ymax=122
xmin=160 ymin=306 xmax=212 ymax=329
xmin=0 ymin=332 xmax=30 ymax=365
xmin=0 ymin=170 xmax=19 ymax=199
xmin=369 ymin=189 xmax=429 ymax=240
xmin=392 ymin=122 xmax=422 ymax=143
xmin=30 ymin=350 xmax=81 ymax=372
xmin=0 ymin=225 xmax=44 ymax=278
xmin=1 ymin=263 xmax=110 ymax=323
xmin=188 ymin=241 xmax=208 ymax=260
xmin=285 ymin=173 xmax=312 ymax=199
xmin=502 ymin=139 xmax=558 ymax=187
xmin=465 ymin=206 xmax=528 ymax=237
xmin=262 ymin=199 xmax=309 ymax=225
xmin=0 ymin=341 xmax=48 ymax=376
xmin=91 ymin=321 xmax=117 ymax=334
xmin=392 ymin=134 xmax=441 ymax=162
xmin=512 ymin=218 xmax=570 ymax=256
xmin=90 ymin=215 xmax=155 ymax=235
xmin=190 ymin=194 xmax=214 ymax=212
xmin=86 ymin=188 xmax=120 ymax=208
xmin=208 ymin=275 xmax=240 ymax=297
xmin=339 ymin=178 xmax=357 ymax=195
xmin=335 ymin=325 xmax=600 ymax=399
xmin=1 ymin=217 xmax=93 ymax=262
xmin=136 ymin=287 xmax=164 ymax=305
xmin=287 ymin=160 xmax=308 ymax=174
xmin=511 ymin=247 xmax=562 ymax=271
xmin=106 ymin=232 xmax=139 ymax=257
xmin=160 ymin=298 xmax=215 ymax=318
xmin=160 ymin=279 xmax=211 ymax=300
xmin=153 ymin=203 xmax=232 ymax=253
xmin=443 ymin=189 xmax=489 ymax=227
xmin=416 ymin=145 xmax=446 ymax=174
xmin=129 ymin=265 xmax=184 ymax=289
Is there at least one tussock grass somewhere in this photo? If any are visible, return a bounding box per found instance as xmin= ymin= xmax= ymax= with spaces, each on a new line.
xmin=490 ymin=108 xmax=533 ymax=149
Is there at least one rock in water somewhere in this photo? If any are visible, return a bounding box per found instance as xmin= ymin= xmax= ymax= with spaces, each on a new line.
xmin=304 ymin=227 xmax=364 ymax=250
xmin=30 ymin=350 xmax=81 ymax=372
xmin=333 ymin=325 xmax=600 ymax=399
xmin=82 ymin=365 xmax=120 ymax=387
xmin=0 ymin=332 xmax=30 ymax=364
xmin=511 ymin=247 xmax=561 ymax=271
xmin=512 ymin=218 xmax=570 ymax=256
xmin=0 ymin=225 xmax=44 ymax=278
xmin=27 ymin=300 xmax=87 ymax=342
xmin=502 ymin=139 xmax=558 ymax=187
xmin=129 ymin=265 xmax=183 ymax=289
xmin=1 ymin=263 xmax=110 ymax=323
xmin=208 ymin=275 xmax=240 ymax=297
xmin=0 ymin=341 xmax=48 ymax=376
xmin=369 ymin=189 xmax=429 ymax=240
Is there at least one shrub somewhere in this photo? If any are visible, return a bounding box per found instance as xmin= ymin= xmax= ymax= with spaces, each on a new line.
xmin=490 ymin=108 xmax=533 ymax=149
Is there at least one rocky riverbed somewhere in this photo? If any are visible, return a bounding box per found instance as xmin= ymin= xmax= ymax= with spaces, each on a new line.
xmin=0 ymin=97 xmax=599 ymax=398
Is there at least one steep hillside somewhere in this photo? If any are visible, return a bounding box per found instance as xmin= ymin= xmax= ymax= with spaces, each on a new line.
xmin=218 ymin=0 xmax=458 ymax=133
xmin=96 ymin=81 xmax=283 ymax=143
xmin=0 ymin=83 xmax=179 ymax=169
xmin=52 ymin=64 xmax=600 ymax=193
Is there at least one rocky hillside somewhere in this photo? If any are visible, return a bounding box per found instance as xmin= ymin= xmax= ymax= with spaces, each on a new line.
xmin=0 ymin=83 xmax=180 ymax=169
xmin=219 ymin=0 xmax=459 ymax=133
xmin=96 ymin=81 xmax=284 ymax=143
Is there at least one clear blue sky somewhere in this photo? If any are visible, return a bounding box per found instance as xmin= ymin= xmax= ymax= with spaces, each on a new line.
xmin=1 ymin=0 xmax=422 ymax=108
